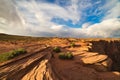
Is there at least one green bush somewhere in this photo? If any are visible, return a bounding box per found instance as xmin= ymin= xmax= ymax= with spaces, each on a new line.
xmin=53 ymin=47 xmax=61 ymax=53
xmin=13 ymin=48 xmax=27 ymax=57
xmin=59 ymin=53 xmax=67 ymax=59
xmin=0 ymin=48 xmax=27 ymax=62
xmin=67 ymin=52 xmax=74 ymax=59
xmin=59 ymin=52 xmax=74 ymax=60
xmin=70 ymin=42 xmax=75 ymax=47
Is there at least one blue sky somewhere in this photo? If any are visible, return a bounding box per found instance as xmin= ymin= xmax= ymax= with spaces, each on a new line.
xmin=0 ymin=0 xmax=120 ymax=37
xmin=51 ymin=0 xmax=106 ymax=28
xmin=19 ymin=0 xmax=107 ymax=28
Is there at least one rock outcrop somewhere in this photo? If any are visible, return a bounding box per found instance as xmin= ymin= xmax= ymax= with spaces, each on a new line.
xmin=89 ymin=40 xmax=120 ymax=71
xmin=81 ymin=53 xmax=112 ymax=72
xmin=0 ymin=39 xmax=120 ymax=80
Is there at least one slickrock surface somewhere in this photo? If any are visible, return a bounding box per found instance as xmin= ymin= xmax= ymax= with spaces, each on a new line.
xmin=81 ymin=54 xmax=108 ymax=64
xmin=0 ymin=38 xmax=120 ymax=80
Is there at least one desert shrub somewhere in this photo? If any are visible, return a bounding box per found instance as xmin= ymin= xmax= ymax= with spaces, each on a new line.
xmin=59 ymin=52 xmax=74 ymax=60
xmin=13 ymin=48 xmax=27 ymax=56
xmin=59 ymin=53 xmax=67 ymax=59
xmin=70 ymin=42 xmax=75 ymax=47
xmin=53 ymin=47 xmax=61 ymax=53
xmin=0 ymin=48 xmax=27 ymax=62
xmin=66 ymin=52 xmax=74 ymax=59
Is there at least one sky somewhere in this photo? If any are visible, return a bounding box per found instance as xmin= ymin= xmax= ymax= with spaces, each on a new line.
xmin=0 ymin=0 xmax=120 ymax=38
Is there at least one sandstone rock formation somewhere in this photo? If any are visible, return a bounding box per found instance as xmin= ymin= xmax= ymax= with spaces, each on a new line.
xmin=89 ymin=40 xmax=120 ymax=71
xmin=0 ymin=39 xmax=120 ymax=80
xmin=81 ymin=54 xmax=112 ymax=72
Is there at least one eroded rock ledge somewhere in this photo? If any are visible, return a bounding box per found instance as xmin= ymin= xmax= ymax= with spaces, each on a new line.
xmin=89 ymin=40 xmax=120 ymax=71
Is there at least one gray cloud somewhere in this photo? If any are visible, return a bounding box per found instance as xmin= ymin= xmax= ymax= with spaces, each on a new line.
xmin=0 ymin=0 xmax=21 ymax=23
xmin=0 ymin=0 xmax=24 ymax=34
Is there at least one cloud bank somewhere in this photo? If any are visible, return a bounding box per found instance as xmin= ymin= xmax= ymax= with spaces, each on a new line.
xmin=0 ymin=0 xmax=120 ymax=38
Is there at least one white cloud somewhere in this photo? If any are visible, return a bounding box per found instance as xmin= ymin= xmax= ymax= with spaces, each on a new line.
xmin=86 ymin=18 xmax=120 ymax=37
xmin=103 ymin=0 xmax=120 ymax=20
xmin=16 ymin=0 xmax=80 ymax=23
xmin=31 ymin=18 xmax=120 ymax=38
xmin=0 ymin=0 xmax=26 ymax=35
xmin=0 ymin=0 xmax=120 ymax=38
xmin=82 ymin=23 xmax=91 ymax=29
xmin=47 ymin=18 xmax=120 ymax=38
xmin=51 ymin=25 xmax=64 ymax=31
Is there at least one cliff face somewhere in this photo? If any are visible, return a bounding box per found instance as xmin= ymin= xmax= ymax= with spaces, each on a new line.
xmin=89 ymin=40 xmax=120 ymax=71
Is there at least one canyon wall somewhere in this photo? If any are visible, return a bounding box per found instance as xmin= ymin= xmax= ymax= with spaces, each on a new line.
xmin=89 ymin=40 xmax=120 ymax=71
